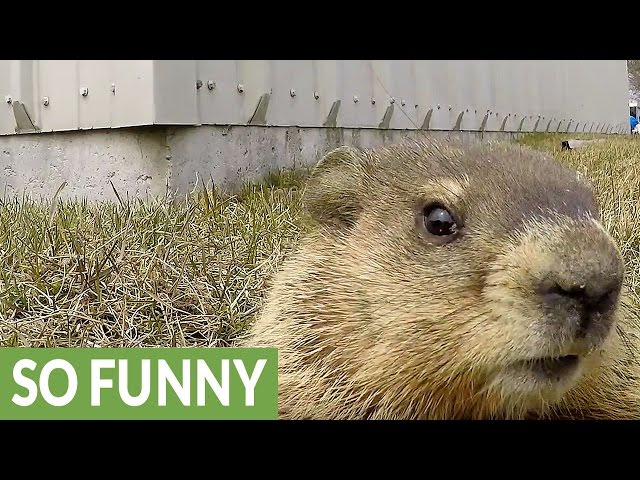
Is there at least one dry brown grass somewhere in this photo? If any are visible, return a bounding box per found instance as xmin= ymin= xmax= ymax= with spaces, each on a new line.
xmin=0 ymin=170 xmax=309 ymax=348
xmin=1 ymin=133 xmax=639 ymax=348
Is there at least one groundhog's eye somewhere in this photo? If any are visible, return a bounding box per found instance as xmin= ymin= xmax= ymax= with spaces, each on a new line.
xmin=423 ymin=205 xmax=458 ymax=237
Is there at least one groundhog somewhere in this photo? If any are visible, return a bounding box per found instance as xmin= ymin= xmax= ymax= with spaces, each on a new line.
xmin=241 ymin=137 xmax=640 ymax=420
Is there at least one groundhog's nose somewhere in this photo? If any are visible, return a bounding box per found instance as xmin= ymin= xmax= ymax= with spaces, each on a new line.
xmin=536 ymin=234 xmax=624 ymax=337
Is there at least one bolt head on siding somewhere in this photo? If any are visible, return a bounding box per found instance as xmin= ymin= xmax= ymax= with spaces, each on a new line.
xmin=353 ymin=95 xmax=359 ymax=103
xmin=80 ymin=87 xmax=89 ymax=97
xmin=207 ymin=80 xmax=215 ymax=90
xmin=290 ymin=89 xmax=296 ymax=97
xmin=196 ymin=80 xmax=203 ymax=90
xmin=237 ymin=84 xmax=245 ymax=93
xmin=42 ymin=97 xmax=50 ymax=106
xmin=313 ymin=91 xmax=319 ymax=100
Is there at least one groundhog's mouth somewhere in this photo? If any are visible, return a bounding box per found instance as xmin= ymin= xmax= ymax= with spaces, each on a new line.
xmin=519 ymin=354 xmax=581 ymax=382
xmin=491 ymin=354 xmax=584 ymax=403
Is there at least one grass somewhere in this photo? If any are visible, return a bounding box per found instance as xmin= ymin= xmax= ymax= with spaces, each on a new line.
xmin=0 ymin=172 xmax=309 ymax=348
xmin=1 ymin=132 xmax=639 ymax=348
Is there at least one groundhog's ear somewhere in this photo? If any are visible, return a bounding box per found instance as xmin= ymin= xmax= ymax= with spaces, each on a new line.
xmin=303 ymin=145 xmax=369 ymax=228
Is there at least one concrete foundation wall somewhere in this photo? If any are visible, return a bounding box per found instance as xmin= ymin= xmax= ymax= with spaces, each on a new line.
xmin=0 ymin=125 xmax=522 ymax=202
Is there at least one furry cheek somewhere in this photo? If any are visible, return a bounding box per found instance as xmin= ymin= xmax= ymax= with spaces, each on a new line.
xmin=480 ymin=233 xmax=560 ymax=364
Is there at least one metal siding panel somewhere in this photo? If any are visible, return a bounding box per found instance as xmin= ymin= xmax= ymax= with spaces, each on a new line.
xmin=153 ymin=60 xmax=198 ymax=125
xmin=550 ymin=62 xmax=563 ymax=132
xmin=609 ymin=60 xmax=630 ymax=129
xmin=483 ymin=61 xmax=501 ymax=131
xmin=462 ymin=61 xmax=489 ymax=131
xmin=311 ymin=60 xmax=338 ymax=126
xmin=529 ymin=61 xmax=543 ymax=131
xmin=424 ymin=60 xmax=451 ymax=131
xmin=110 ymin=60 xmax=155 ymax=128
xmin=38 ymin=60 xmax=79 ymax=133
xmin=9 ymin=61 xmax=22 ymax=105
xmin=239 ymin=60 xmax=270 ymax=124
xmin=510 ymin=60 xmax=528 ymax=132
xmin=469 ymin=62 xmax=485 ymax=131
xmin=582 ymin=62 xmax=602 ymax=131
xmin=579 ymin=60 xmax=593 ymax=130
xmin=445 ymin=61 xmax=466 ymax=130
xmin=371 ymin=60 xmax=393 ymax=128
xmin=388 ymin=60 xmax=418 ymax=129
xmin=268 ymin=60 xmax=314 ymax=126
xmin=540 ymin=61 xmax=554 ymax=132
xmin=501 ymin=60 xmax=515 ymax=132
xmin=558 ymin=61 xmax=571 ymax=132
xmin=196 ymin=60 xmax=244 ymax=125
xmin=77 ymin=60 xmax=112 ymax=129
xmin=564 ymin=61 xmax=576 ymax=132
xmin=568 ymin=61 xmax=581 ymax=132
xmin=596 ymin=60 xmax=609 ymax=130
xmin=413 ymin=61 xmax=433 ymax=130
xmin=12 ymin=61 xmax=37 ymax=128
xmin=0 ymin=60 xmax=14 ymax=135
xmin=340 ymin=60 xmax=376 ymax=128
xmin=523 ymin=61 xmax=539 ymax=132
xmin=589 ymin=61 xmax=606 ymax=131
xmin=571 ymin=61 xmax=586 ymax=131
xmin=466 ymin=61 xmax=486 ymax=131
xmin=0 ymin=60 xmax=631 ymax=135
xmin=584 ymin=60 xmax=595 ymax=130
xmin=546 ymin=61 xmax=562 ymax=131
xmin=538 ymin=61 xmax=555 ymax=132
xmin=551 ymin=62 xmax=565 ymax=132
xmin=524 ymin=61 xmax=541 ymax=132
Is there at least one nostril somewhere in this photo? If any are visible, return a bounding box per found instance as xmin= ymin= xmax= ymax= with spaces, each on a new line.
xmin=584 ymin=285 xmax=620 ymax=314
xmin=546 ymin=284 xmax=586 ymax=301
xmin=539 ymin=283 xmax=586 ymax=309
xmin=540 ymin=280 xmax=620 ymax=315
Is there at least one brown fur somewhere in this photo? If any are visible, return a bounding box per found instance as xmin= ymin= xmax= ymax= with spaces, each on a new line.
xmin=241 ymin=137 xmax=640 ymax=420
